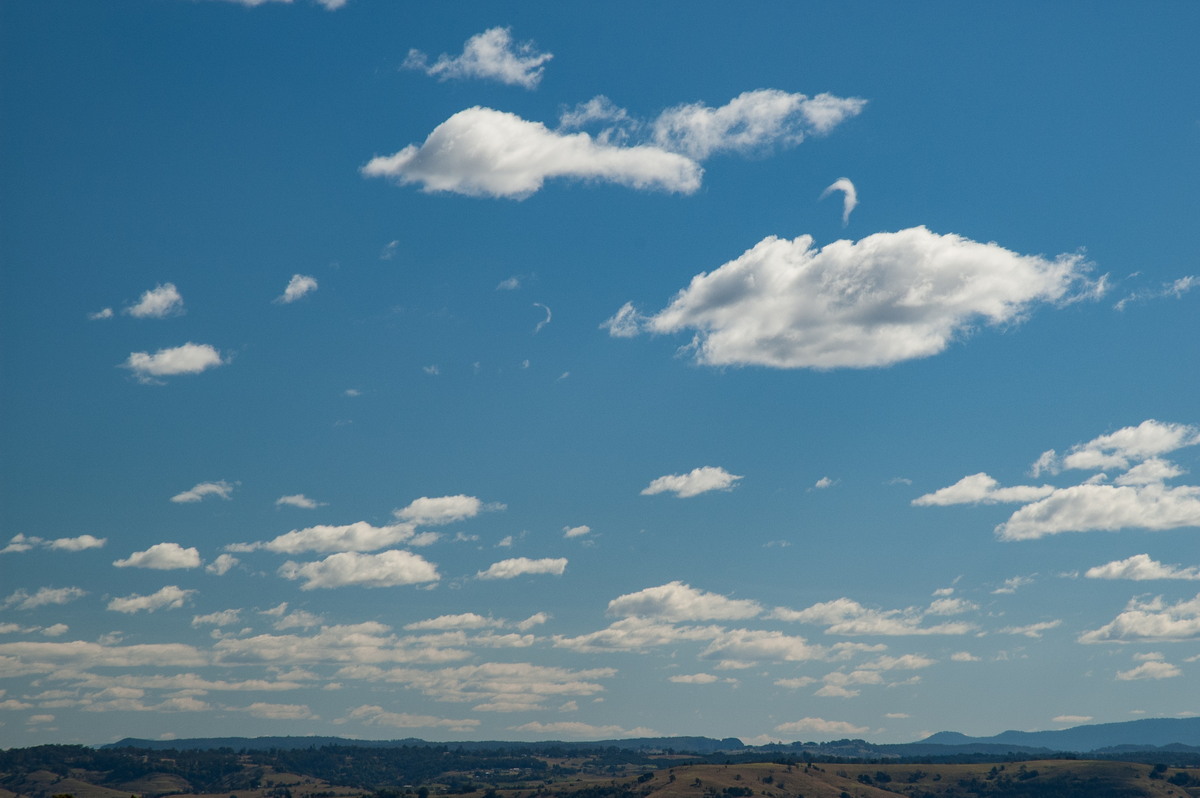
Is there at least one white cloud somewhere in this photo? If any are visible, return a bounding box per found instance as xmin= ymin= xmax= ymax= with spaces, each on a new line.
xmin=276 ymin=274 xmax=318 ymax=304
xmin=214 ymin=0 xmax=349 ymax=8
xmin=1053 ymin=714 xmax=1094 ymax=724
xmin=820 ymin=177 xmax=858 ymax=226
xmin=1051 ymin=420 xmax=1200 ymax=473
xmin=626 ymin=226 xmax=1099 ymax=369
xmin=476 ymin=557 xmax=568 ymax=580
xmin=249 ymin=521 xmax=418 ymax=554
xmin=362 ymin=107 xmax=701 ymax=199
xmin=600 ymin=302 xmax=643 ymax=338
xmin=775 ymin=716 xmax=869 ymax=736
xmin=774 ymin=597 xmax=975 ymax=636
xmin=89 ymin=307 xmax=114 ymax=320
xmin=651 ymin=90 xmax=865 ymax=160
xmin=552 ymin=616 xmax=724 ymax=654
xmin=998 ymin=620 xmax=1061 ymax=638
xmin=668 ymin=673 xmax=720 ymax=684
xmin=509 ymin=721 xmax=657 ymax=739
xmin=240 ymin=701 xmax=315 ymax=719
xmin=41 ymin=624 xmax=68 ymax=637
xmin=1115 ymin=274 xmax=1198 ymax=310
xmin=1079 ymin=592 xmax=1200 ymax=643
xmin=1086 ymin=554 xmax=1200 ymax=581
xmin=813 ymin=476 xmax=837 ymax=490
xmin=124 ymin=342 xmax=225 ymax=382
xmin=951 ymin=651 xmax=980 ymax=662
xmin=113 ymin=542 xmax=201 ymax=570
xmin=192 ymin=609 xmax=242 ymax=627
xmin=279 ymin=549 xmax=440 ymax=590
xmin=275 ymin=493 xmax=324 ymax=509
xmin=206 ymin=553 xmax=239 ymax=575
xmin=992 ymin=575 xmax=1034 ymax=595
xmin=126 ymin=283 xmax=184 ymax=318
xmin=1116 ymin=660 xmax=1182 ymax=680
xmin=107 ymin=586 xmax=196 ymax=614
xmin=395 ymin=495 xmax=498 ymax=526
xmin=607 ymin=581 xmax=761 ymax=622
xmin=404 ymin=613 xmax=501 ymax=631
xmin=641 ymin=466 xmax=742 ymax=498
xmin=3 ymin=586 xmax=87 ymax=610
xmin=404 ymin=27 xmax=552 ymax=89
xmin=346 ymin=704 xmax=480 ymax=732
xmin=496 ymin=276 xmax=522 ymax=290
xmin=563 ymin=525 xmax=591 ymax=539
xmin=996 ymin=483 xmax=1200 ymax=540
xmin=171 ymin=480 xmax=234 ymax=503
xmin=2 ymin=534 xmax=106 ymax=554
xmin=533 ymin=302 xmax=552 ymax=334
xmin=912 ymin=473 xmax=1056 ymax=506
xmin=701 ymin=628 xmax=828 ymax=664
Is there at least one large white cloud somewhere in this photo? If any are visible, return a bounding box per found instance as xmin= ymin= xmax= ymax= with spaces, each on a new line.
xmin=618 ymin=226 xmax=1099 ymax=369
xmin=279 ymin=550 xmax=440 ymax=589
xmin=607 ymin=581 xmax=761 ymax=622
xmin=641 ymin=466 xmax=742 ymax=498
xmin=404 ymin=27 xmax=552 ymax=89
xmin=113 ymin=542 xmax=201 ymax=570
xmin=1044 ymin=420 xmax=1200 ymax=473
xmin=651 ymin=89 xmax=865 ymax=160
xmin=124 ymin=342 xmax=224 ymax=381
xmin=107 ymin=585 xmax=196 ymax=614
xmin=1079 ymin=593 xmax=1200 ymax=643
xmin=362 ymin=107 xmax=701 ymax=199
xmin=996 ymin=483 xmax=1200 ymax=540
xmin=251 ymin=521 xmax=419 ymax=554
xmin=476 ymin=557 xmax=567 ymax=580
xmin=1085 ymin=554 xmax=1200 ymax=581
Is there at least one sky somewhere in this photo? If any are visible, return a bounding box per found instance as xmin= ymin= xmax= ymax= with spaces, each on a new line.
xmin=1 ymin=0 xmax=1198 ymax=749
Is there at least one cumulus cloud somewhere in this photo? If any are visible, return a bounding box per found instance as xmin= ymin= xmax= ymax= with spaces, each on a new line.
xmin=395 ymin=495 xmax=499 ymax=526
xmin=775 ymin=716 xmax=869 ymax=736
xmin=346 ymin=704 xmax=479 ymax=732
xmin=1116 ymin=660 xmax=1182 ymax=680
xmin=363 ymin=107 xmax=701 ymax=199
xmin=641 ymin=466 xmax=742 ymax=498
xmin=124 ymin=343 xmax=224 ymax=382
xmin=3 ymin=586 xmax=87 ymax=610
xmin=773 ymin=597 xmax=975 ymax=636
xmin=404 ymin=27 xmax=552 ymax=89
xmin=244 ymin=521 xmax=420 ymax=554
xmin=920 ymin=421 xmax=1200 ymax=540
xmin=193 ymin=609 xmax=242 ymax=627
xmin=820 ymin=177 xmax=858 ymax=226
xmin=88 ymin=307 xmax=114 ymax=320
xmin=476 ymin=557 xmax=568 ymax=580
xmin=171 ymin=481 xmax=234 ymax=503
xmin=275 ymin=493 xmax=325 ymax=509
xmin=1086 ymin=554 xmax=1200 ymax=581
xmin=404 ymin=613 xmax=501 ymax=631
xmin=563 ymin=525 xmax=591 ymax=539
xmin=607 ymin=581 xmax=761 ymax=622
xmin=240 ymin=701 xmax=316 ymax=719
xmin=668 ymin=673 xmax=720 ymax=684
xmin=620 ymin=226 xmax=1099 ymax=369
xmin=2 ymin=534 xmax=106 ymax=554
xmin=1079 ymin=592 xmax=1200 ymax=643
xmin=113 ymin=542 xmax=202 ymax=570
xmin=279 ymin=549 xmax=440 ymax=589
xmin=1053 ymin=714 xmax=1094 ymax=724
xmin=276 ymin=274 xmax=318 ymax=304
xmin=107 ymin=586 xmax=196 ymax=614
xmin=126 ymin=283 xmax=184 ymax=318
xmin=651 ymin=90 xmax=865 ymax=160
xmin=206 ymin=553 xmax=239 ymax=575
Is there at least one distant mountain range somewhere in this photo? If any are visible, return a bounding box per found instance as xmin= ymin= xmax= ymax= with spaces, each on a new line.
xmin=102 ymin=716 xmax=1200 ymax=757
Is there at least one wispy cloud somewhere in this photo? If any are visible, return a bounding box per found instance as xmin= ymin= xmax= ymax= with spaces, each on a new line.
xmin=819 ymin=177 xmax=858 ymax=225
xmin=404 ymin=27 xmax=552 ymax=90
xmin=275 ymin=494 xmax=326 ymax=510
xmin=276 ymin=274 xmax=318 ymax=304
xmin=107 ymin=586 xmax=196 ymax=614
xmin=171 ymin=481 xmax=235 ymax=503
xmin=1 ymin=534 xmax=105 ymax=554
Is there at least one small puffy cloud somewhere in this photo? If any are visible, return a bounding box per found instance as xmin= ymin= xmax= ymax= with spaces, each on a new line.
xmin=41 ymin=623 xmax=68 ymax=637
xmin=2 ymin=534 xmax=106 ymax=554
xmin=813 ymin=476 xmax=837 ymax=490
xmin=89 ymin=307 xmax=114 ymax=320
xmin=668 ymin=673 xmax=720 ymax=684
xmin=1053 ymin=715 xmax=1094 ymax=724
xmin=124 ymin=343 xmax=224 ymax=382
xmin=248 ymin=521 xmax=419 ymax=554
xmin=404 ymin=613 xmax=500 ymax=631
xmin=951 ymin=651 xmax=980 ymax=662
xmin=496 ymin=275 xmax=523 ymax=290
xmin=126 ymin=283 xmax=184 ymax=318
xmin=404 ymin=27 xmax=552 ymax=90
xmin=563 ymin=525 xmax=591 ymax=539
xmin=1079 ymin=592 xmax=1200 ymax=643
xmin=275 ymin=494 xmax=325 ymax=509
xmin=276 ymin=274 xmax=318 ymax=304
xmin=476 ymin=557 xmax=567 ymax=580
xmin=362 ymin=107 xmax=701 ymax=199
xmin=775 ymin=716 xmax=869 ymax=736
xmin=171 ymin=481 xmax=235 ymax=503
xmin=346 ymin=704 xmax=479 ymax=732
xmin=1086 ymin=554 xmax=1200 ymax=581
xmin=3 ymin=586 xmax=87 ymax=610
xmin=395 ymin=495 xmax=499 ymax=526
xmin=1116 ymin=660 xmax=1182 ymax=681
xmin=651 ymin=90 xmax=865 ymax=160
xmin=192 ymin=609 xmax=242 ymax=627
xmin=113 ymin=542 xmax=201 ymax=570
xmin=206 ymin=554 xmax=239 ymax=575
xmin=279 ymin=549 xmax=440 ymax=590
xmin=626 ymin=226 xmax=1099 ymax=369
xmin=774 ymin=597 xmax=975 ymax=636
xmin=107 ymin=585 xmax=196 ymax=614
xmin=992 ymin=575 xmax=1034 ymax=595
xmin=607 ymin=581 xmax=762 ymax=622
xmin=912 ymin=473 xmax=1056 ymax=506
xmin=820 ymin=177 xmax=858 ymax=226
xmin=641 ymin=466 xmax=742 ymax=498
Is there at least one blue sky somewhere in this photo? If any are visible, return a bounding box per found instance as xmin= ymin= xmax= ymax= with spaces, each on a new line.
xmin=1 ymin=0 xmax=1198 ymax=748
